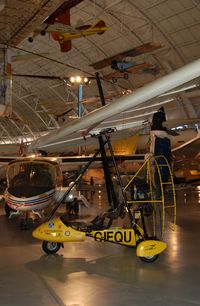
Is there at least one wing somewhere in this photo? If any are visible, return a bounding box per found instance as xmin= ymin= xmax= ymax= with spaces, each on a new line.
xmin=172 ymin=132 xmax=200 ymax=184
xmin=28 ymin=58 xmax=200 ymax=153
xmin=44 ymin=0 xmax=84 ymax=24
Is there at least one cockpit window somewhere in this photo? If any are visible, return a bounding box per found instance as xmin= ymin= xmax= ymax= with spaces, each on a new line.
xmin=8 ymin=161 xmax=56 ymax=189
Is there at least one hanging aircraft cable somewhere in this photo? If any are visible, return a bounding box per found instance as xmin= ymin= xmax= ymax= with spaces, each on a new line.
xmin=8 ymin=44 xmax=132 ymax=92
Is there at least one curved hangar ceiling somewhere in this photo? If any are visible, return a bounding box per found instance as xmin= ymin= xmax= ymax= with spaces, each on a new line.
xmin=0 ymin=0 xmax=199 ymax=145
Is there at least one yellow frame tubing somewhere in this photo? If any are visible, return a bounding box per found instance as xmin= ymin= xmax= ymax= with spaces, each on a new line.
xmin=123 ymin=155 xmax=176 ymax=240
xmin=154 ymin=155 xmax=176 ymax=232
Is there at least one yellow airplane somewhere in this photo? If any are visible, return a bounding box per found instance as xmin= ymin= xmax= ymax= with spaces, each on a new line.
xmin=28 ymin=19 xmax=109 ymax=52
xmin=51 ymin=20 xmax=109 ymax=52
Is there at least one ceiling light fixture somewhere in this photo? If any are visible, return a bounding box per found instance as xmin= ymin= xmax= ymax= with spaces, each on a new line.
xmin=69 ymin=76 xmax=91 ymax=85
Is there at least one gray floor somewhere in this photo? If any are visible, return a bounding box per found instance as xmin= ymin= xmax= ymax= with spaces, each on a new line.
xmin=0 ymin=186 xmax=200 ymax=306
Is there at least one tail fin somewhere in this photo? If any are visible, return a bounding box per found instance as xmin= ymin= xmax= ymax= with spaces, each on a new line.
xmin=92 ymin=20 xmax=107 ymax=35
xmin=107 ymin=133 xmax=139 ymax=156
xmin=92 ymin=20 xmax=106 ymax=28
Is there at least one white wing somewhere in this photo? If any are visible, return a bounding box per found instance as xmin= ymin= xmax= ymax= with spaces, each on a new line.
xmin=28 ymin=59 xmax=200 ymax=152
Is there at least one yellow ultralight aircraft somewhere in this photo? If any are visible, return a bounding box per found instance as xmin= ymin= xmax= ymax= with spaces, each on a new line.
xmin=32 ymin=142 xmax=176 ymax=263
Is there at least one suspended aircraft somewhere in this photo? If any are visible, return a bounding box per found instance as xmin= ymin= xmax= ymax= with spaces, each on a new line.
xmin=28 ymin=19 xmax=109 ymax=52
xmin=27 ymin=0 xmax=83 ymax=49
xmin=104 ymin=61 xmax=160 ymax=81
xmin=90 ymin=42 xmax=162 ymax=70
xmin=27 ymin=0 xmax=108 ymax=52
xmin=88 ymin=42 xmax=162 ymax=81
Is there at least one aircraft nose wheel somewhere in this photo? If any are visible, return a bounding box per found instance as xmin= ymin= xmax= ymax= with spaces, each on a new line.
xmin=42 ymin=241 xmax=62 ymax=254
xmin=28 ymin=37 xmax=33 ymax=43
xmin=139 ymin=254 xmax=159 ymax=263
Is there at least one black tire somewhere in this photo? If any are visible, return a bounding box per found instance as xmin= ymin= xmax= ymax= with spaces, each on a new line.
xmin=40 ymin=30 xmax=46 ymax=36
xmin=28 ymin=37 xmax=33 ymax=43
xmin=4 ymin=202 xmax=17 ymax=217
xmin=42 ymin=241 xmax=61 ymax=254
xmin=139 ymin=254 xmax=159 ymax=263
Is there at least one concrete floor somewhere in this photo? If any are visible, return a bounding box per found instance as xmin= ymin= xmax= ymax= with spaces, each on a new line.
xmin=0 ymin=186 xmax=200 ymax=306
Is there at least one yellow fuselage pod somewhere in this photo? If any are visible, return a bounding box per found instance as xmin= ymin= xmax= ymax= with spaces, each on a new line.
xmin=32 ymin=217 xmax=86 ymax=243
xmin=32 ymin=218 xmax=167 ymax=256
xmin=89 ymin=228 xmax=138 ymax=247
xmin=32 ymin=217 xmax=140 ymax=247
xmin=136 ymin=240 xmax=167 ymax=257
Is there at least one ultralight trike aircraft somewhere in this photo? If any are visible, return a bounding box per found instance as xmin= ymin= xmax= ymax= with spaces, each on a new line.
xmin=32 ymin=132 xmax=176 ymax=263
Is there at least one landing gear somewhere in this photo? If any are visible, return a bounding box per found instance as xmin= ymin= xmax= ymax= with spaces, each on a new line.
xmin=42 ymin=241 xmax=62 ymax=254
xmin=65 ymin=199 xmax=79 ymax=216
xmin=4 ymin=202 xmax=16 ymax=217
xmin=40 ymin=30 xmax=46 ymax=36
xmin=28 ymin=37 xmax=33 ymax=43
xmin=139 ymin=254 xmax=159 ymax=263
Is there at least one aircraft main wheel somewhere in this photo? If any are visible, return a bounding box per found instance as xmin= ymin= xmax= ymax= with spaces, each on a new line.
xmin=28 ymin=37 xmax=33 ymax=43
xmin=42 ymin=241 xmax=61 ymax=254
xmin=4 ymin=202 xmax=16 ymax=217
xmin=139 ymin=254 xmax=159 ymax=263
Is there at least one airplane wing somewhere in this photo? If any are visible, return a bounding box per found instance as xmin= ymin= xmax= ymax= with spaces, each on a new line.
xmin=44 ymin=0 xmax=84 ymax=24
xmin=90 ymin=43 xmax=162 ymax=70
xmin=28 ymin=58 xmax=200 ymax=153
xmin=172 ymin=132 xmax=200 ymax=184
xmin=172 ymin=131 xmax=200 ymax=155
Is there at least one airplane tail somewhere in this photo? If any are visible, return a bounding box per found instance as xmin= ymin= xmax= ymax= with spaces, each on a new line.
xmin=91 ymin=20 xmax=107 ymax=35
xmin=107 ymin=133 xmax=139 ymax=156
